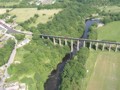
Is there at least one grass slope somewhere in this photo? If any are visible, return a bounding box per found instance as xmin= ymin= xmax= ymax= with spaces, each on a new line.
xmin=97 ymin=21 xmax=120 ymax=42
xmin=86 ymin=51 xmax=120 ymax=90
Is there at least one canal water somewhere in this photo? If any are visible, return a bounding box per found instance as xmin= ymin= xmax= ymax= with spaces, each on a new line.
xmin=44 ymin=19 xmax=100 ymax=90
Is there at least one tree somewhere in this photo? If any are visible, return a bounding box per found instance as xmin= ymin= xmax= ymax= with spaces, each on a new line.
xmin=14 ymin=34 xmax=25 ymax=41
xmin=88 ymin=25 xmax=97 ymax=40
xmin=34 ymin=14 xmax=39 ymax=18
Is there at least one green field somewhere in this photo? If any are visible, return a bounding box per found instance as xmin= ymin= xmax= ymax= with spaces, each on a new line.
xmin=9 ymin=8 xmax=62 ymax=24
xmin=86 ymin=50 xmax=120 ymax=90
xmin=97 ymin=21 xmax=120 ymax=42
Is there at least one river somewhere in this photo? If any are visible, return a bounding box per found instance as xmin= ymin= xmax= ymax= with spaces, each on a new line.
xmin=44 ymin=19 xmax=100 ymax=90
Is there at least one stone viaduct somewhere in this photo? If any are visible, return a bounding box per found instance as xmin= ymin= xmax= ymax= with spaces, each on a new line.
xmin=40 ymin=34 xmax=120 ymax=52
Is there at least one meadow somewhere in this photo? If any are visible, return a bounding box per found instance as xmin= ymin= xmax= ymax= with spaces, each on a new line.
xmin=97 ymin=21 xmax=120 ymax=42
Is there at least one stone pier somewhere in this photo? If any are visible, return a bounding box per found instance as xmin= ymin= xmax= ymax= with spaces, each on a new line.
xmin=83 ymin=41 xmax=86 ymax=47
xmin=65 ymin=39 xmax=68 ymax=45
xmin=89 ymin=42 xmax=92 ymax=50
xmin=77 ymin=40 xmax=80 ymax=51
xmin=47 ymin=36 xmax=50 ymax=39
xmin=109 ymin=44 xmax=111 ymax=52
xmin=59 ymin=38 xmax=62 ymax=46
xmin=95 ymin=42 xmax=98 ymax=50
xmin=42 ymin=36 xmax=44 ymax=39
xmin=102 ymin=43 xmax=105 ymax=51
xmin=115 ymin=45 xmax=118 ymax=52
xmin=53 ymin=38 xmax=56 ymax=45
xmin=71 ymin=40 xmax=73 ymax=52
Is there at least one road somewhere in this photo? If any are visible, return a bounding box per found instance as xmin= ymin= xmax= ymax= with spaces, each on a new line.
xmin=0 ymin=21 xmax=19 ymax=34
xmin=0 ymin=20 xmax=32 ymax=35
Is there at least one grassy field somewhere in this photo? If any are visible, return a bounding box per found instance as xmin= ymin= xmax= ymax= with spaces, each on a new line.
xmin=86 ymin=50 xmax=120 ymax=90
xmin=99 ymin=6 xmax=120 ymax=13
xmin=97 ymin=21 xmax=120 ymax=42
xmin=9 ymin=8 xmax=62 ymax=24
